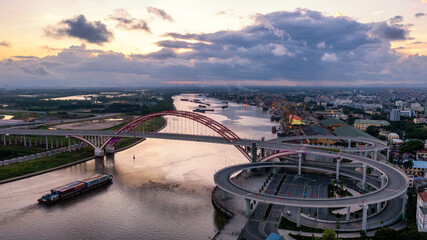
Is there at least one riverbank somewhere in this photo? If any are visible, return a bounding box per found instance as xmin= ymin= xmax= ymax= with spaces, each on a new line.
xmin=0 ymin=116 xmax=167 ymax=184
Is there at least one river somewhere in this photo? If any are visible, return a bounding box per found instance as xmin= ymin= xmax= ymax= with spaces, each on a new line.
xmin=0 ymin=94 xmax=277 ymax=239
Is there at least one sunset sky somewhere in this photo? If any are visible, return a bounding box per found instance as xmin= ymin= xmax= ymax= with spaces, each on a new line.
xmin=1 ymin=0 xmax=426 ymax=88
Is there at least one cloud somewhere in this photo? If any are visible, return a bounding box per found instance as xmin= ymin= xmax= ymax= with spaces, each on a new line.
xmin=44 ymin=15 xmax=113 ymax=45
xmin=109 ymin=9 xmax=150 ymax=33
xmin=368 ymin=22 xmax=410 ymax=40
xmin=321 ymin=53 xmax=338 ymax=62
xmin=0 ymin=41 xmax=11 ymax=47
xmin=1 ymin=9 xmax=426 ymax=88
xmin=146 ymin=7 xmax=174 ymax=22
xmin=415 ymin=12 xmax=426 ymax=17
xmin=389 ymin=15 xmax=403 ymax=24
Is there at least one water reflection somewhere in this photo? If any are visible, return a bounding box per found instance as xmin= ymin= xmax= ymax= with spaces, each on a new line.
xmin=0 ymin=94 xmax=277 ymax=239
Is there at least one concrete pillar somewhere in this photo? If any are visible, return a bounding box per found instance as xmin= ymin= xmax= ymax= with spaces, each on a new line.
xmin=105 ymin=144 xmax=115 ymax=154
xmin=297 ymin=207 xmax=302 ymax=227
xmin=336 ymin=158 xmax=342 ymax=181
xmin=374 ymin=150 xmax=378 ymax=161
xmin=45 ymin=136 xmax=48 ymax=150
xmin=94 ymin=147 xmax=104 ymax=156
xmin=50 ymin=137 xmax=53 ymax=149
xmin=298 ymin=153 xmax=303 ymax=175
xmin=56 ymin=137 xmax=58 ymax=148
xmin=348 ymin=140 xmax=351 ymax=148
xmin=401 ymin=194 xmax=408 ymax=220
xmin=245 ymin=198 xmax=251 ymax=216
xmin=251 ymin=142 xmax=257 ymax=163
xmin=362 ymin=203 xmax=368 ymax=231
xmin=386 ymin=146 xmax=390 ymax=162
xmin=273 ymin=168 xmax=277 ymax=174
xmin=3 ymin=135 xmax=5 ymax=146
xmin=24 ymin=135 xmax=26 ymax=147
xmin=346 ymin=206 xmax=351 ymax=221
xmin=8 ymin=135 xmax=11 ymax=145
xmin=68 ymin=137 xmax=71 ymax=152
xmin=326 ymin=139 xmax=329 ymax=146
xmin=222 ymin=190 xmax=226 ymax=201
xmin=29 ymin=136 xmax=31 ymax=147
xmin=362 ymin=164 xmax=367 ymax=189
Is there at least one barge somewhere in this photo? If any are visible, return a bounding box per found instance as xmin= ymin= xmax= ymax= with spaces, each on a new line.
xmin=38 ymin=173 xmax=113 ymax=204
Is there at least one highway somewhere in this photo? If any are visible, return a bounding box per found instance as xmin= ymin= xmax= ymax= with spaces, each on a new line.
xmin=214 ymin=156 xmax=408 ymax=207
xmin=0 ymin=129 xmax=387 ymax=153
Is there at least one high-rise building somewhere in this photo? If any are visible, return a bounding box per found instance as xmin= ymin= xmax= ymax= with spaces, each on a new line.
xmin=390 ymin=109 xmax=401 ymax=121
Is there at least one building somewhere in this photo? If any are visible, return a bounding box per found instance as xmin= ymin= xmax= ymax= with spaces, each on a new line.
xmin=388 ymin=133 xmax=400 ymax=142
xmin=390 ymin=109 xmax=401 ymax=121
xmin=354 ymin=119 xmax=390 ymax=131
xmin=395 ymin=100 xmax=404 ymax=109
xmin=417 ymin=149 xmax=427 ymax=161
xmin=414 ymin=118 xmax=425 ymax=124
xmin=407 ymin=161 xmax=427 ymax=177
xmin=401 ymin=110 xmax=416 ymax=118
xmin=320 ymin=118 xmax=347 ymax=130
xmin=417 ymin=192 xmax=427 ymax=232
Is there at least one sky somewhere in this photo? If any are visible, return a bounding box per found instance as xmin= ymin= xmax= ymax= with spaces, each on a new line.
xmin=0 ymin=0 xmax=427 ymax=88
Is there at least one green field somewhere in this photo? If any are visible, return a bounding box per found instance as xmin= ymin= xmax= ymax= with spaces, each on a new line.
xmin=0 ymin=116 xmax=166 ymax=181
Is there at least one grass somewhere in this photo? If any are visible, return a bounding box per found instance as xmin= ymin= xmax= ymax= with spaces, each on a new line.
xmin=0 ymin=116 xmax=166 ymax=181
xmin=278 ymin=216 xmax=323 ymax=233
xmin=0 ymin=145 xmax=45 ymax=161
xmin=0 ymin=146 xmax=94 ymax=181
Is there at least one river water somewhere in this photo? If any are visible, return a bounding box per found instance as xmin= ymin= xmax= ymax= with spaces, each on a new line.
xmin=0 ymin=94 xmax=277 ymax=239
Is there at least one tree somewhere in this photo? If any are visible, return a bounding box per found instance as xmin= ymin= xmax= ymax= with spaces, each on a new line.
xmin=366 ymin=126 xmax=380 ymax=138
xmin=402 ymin=160 xmax=414 ymax=169
xmin=335 ymin=221 xmax=341 ymax=239
xmin=373 ymin=228 xmax=400 ymax=240
xmin=322 ymin=228 xmax=337 ymax=240
xmin=400 ymin=140 xmax=424 ymax=154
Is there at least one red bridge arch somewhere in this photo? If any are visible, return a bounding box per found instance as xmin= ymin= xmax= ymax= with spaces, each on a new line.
xmin=97 ymin=110 xmax=251 ymax=160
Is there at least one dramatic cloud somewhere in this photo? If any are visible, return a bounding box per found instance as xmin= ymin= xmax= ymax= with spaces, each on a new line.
xmin=44 ymin=15 xmax=113 ymax=44
xmin=109 ymin=9 xmax=151 ymax=32
xmin=0 ymin=41 xmax=11 ymax=47
xmin=147 ymin=7 xmax=174 ymax=22
xmin=415 ymin=12 xmax=426 ymax=18
xmin=1 ymin=9 xmax=426 ymax=88
xmin=368 ymin=22 xmax=410 ymax=40
xmin=389 ymin=15 xmax=403 ymax=24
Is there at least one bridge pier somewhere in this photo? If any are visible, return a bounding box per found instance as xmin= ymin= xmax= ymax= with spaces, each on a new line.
xmin=377 ymin=175 xmax=386 ymax=210
xmin=362 ymin=203 xmax=368 ymax=231
xmin=245 ymin=198 xmax=251 ymax=216
xmin=251 ymin=143 xmax=257 ymax=163
xmin=298 ymin=153 xmax=303 ymax=175
xmin=297 ymin=207 xmax=302 ymax=227
xmin=401 ymin=193 xmax=408 ymax=220
xmin=94 ymin=147 xmax=104 ymax=156
xmin=336 ymin=158 xmax=341 ymax=181
xmin=362 ymin=164 xmax=367 ymax=189
xmin=45 ymin=136 xmax=48 ymax=150
xmin=24 ymin=135 xmax=26 ymax=147
xmin=386 ymin=145 xmax=390 ymax=162
xmin=346 ymin=206 xmax=351 ymax=221
xmin=105 ymin=144 xmax=115 ymax=154
xmin=348 ymin=140 xmax=351 ymax=148
xmin=68 ymin=137 xmax=71 ymax=152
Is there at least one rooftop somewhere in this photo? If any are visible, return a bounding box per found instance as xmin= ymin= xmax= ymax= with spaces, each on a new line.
xmin=333 ymin=125 xmax=377 ymax=140
xmin=320 ymin=118 xmax=347 ymax=127
xmin=354 ymin=119 xmax=390 ymax=125
xmin=414 ymin=161 xmax=427 ymax=169
xmin=420 ymin=192 xmax=427 ymax=202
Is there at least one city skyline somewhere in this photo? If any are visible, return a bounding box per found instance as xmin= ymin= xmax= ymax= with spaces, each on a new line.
xmin=1 ymin=0 xmax=427 ymax=88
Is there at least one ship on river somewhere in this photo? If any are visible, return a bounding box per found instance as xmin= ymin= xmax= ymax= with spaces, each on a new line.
xmin=38 ymin=173 xmax=113 ymax=204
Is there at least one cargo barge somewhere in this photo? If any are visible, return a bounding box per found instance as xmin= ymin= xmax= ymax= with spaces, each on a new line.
xmin=38 ymin=173 xmax=113 ymax=204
